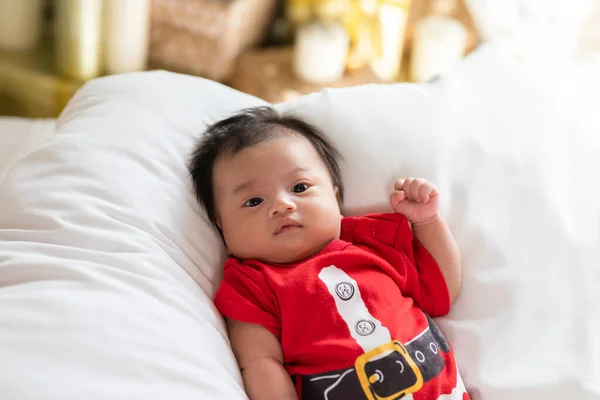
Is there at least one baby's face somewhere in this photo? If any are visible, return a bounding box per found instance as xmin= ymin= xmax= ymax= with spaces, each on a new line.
xmin=213 ymin=134 xmax=342 ymax=264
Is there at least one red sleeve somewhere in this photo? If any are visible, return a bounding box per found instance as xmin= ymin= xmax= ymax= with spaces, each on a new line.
xmin=340 ymin=213 xmax=450 ymax=317
xmin=213 ymin=258 xmax=281 ymax=340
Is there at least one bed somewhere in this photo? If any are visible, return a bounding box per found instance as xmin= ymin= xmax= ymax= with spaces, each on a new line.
xmin=0 ymin=46 xmax=599 ymax=399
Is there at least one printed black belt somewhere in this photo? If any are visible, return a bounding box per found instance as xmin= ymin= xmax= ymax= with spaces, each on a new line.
xmin=294 ymin=315 xmax=451 ymax=400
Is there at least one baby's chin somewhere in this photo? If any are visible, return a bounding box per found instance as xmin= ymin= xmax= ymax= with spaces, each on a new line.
xmin=238 ymin=239 xmax=333 ymax=265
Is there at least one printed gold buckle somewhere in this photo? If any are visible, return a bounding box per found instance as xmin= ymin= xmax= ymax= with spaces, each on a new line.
xmin=355 ymin=340 xmax=424 ymax=400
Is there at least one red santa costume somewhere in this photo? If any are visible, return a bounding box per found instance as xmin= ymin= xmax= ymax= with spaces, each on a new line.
xmin=215 ymin=213 xmax=469 ymax=400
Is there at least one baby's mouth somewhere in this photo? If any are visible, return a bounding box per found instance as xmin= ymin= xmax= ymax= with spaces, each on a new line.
xmin=274 ymin=219 xmax=302 ymax=235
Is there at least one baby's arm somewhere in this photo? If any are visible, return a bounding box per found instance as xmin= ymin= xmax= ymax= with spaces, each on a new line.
xmin=227 ymin=318 xmax=298 ymax=400
xmin=411 ymin=215 xmax=461 ymax=303
xmin=390 ymin=178 xmax=462 ymax=303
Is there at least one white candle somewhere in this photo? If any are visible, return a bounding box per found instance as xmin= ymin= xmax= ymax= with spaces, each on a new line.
xmin=369 ymin=0 xmax=411 ymax=82
xmin=410 ymin=15 xmax=467 ymax=82
xmin=54 ymin=0 xmax=104 ymax=81
xmin=0 ymin=0 xmax=43 ymax=51
xmin=104 ymin=0 xmax=151 ymax=75
xmin=293 ymin=21 xmax=349 ymax=85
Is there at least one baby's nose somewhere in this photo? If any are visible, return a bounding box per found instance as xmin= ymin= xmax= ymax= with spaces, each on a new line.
xmin=269 ymin=195 xmax=297 ymax=216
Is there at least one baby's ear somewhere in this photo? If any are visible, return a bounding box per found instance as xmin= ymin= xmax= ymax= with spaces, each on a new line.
xmin=215 ymin=219 xmax=225 ymax=242
xmin=334 ymin=186 xmax=340 ymax=200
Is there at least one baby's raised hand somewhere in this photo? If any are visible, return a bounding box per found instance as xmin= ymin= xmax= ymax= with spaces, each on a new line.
xmin=390 ymin=178 xmax=440 ymax=224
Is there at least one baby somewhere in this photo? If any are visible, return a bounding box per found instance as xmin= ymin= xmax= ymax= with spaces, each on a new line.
xmin=189 ymin=106 xmax=468 ymax=400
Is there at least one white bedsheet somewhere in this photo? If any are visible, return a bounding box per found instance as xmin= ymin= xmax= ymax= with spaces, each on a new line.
xmin=0 ymin=117 xmax=55 ymax=182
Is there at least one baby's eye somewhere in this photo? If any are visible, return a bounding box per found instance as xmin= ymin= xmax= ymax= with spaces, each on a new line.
xmin=244 ymin=197 xmax=263 ymax=207
xmin=292 ymin=183 xmax=309 ymax=193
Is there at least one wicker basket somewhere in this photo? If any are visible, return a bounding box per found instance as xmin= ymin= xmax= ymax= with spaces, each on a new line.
xmin=150 ymin=0 xmax=277 ymax=81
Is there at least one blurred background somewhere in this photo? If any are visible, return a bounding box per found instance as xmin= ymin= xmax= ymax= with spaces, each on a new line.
xmin=0 ymin=0 xmax=599 ymax=118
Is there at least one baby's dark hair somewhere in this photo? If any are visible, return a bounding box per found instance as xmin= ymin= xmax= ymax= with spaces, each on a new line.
xmin=188 ymin=106 xmax=344 ymax=231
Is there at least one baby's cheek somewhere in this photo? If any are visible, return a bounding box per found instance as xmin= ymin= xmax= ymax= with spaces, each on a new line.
xmin=222 ymin=221 xmax=248 ymax=250
xmin=242 ymin=219 xmax=269 ymax=244
xmin=225 ymin=232 xmax=256 ymax=260
xmin=320 ymin=207 xmax=342 ymax=238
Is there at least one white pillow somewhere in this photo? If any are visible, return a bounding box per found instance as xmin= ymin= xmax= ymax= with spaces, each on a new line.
xmin=0 ymin=117 xmax=55 ymax=182
xmin=1 ymin=47 xmax=598 ymax=399
xmin=0 ymin=72 xmax=265 ymax=399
